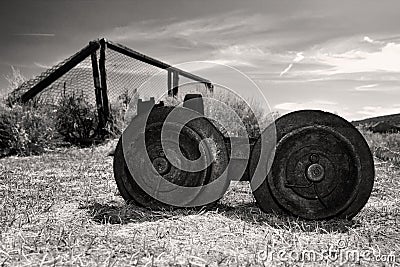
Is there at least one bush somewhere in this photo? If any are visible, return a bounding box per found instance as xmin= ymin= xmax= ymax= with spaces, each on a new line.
xmin=0 ymin=91 xmax=124 ymax=157
xmin=107 ymin=103 xmax=126 ymax=137
xmin=55 ymin=94 xmax=99 ymax=146
xmin=2 ymin=66 xmax=26 ymax=106
xmin=0 ymin=103 xmax=56 ymax=157
xmin=161 ymin=89 xmax=279 ymax=139
xmin=54 ymin=93 xmax=128 ymax=146
xmin=358 ymin=126 xmax=400 ymax=165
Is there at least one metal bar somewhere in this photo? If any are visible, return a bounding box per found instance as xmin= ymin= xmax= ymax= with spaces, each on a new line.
xmin=90 ymin=51 xmax=105 ymax=131
xmin=224 ymin=137 xmax=257 ymax=182
xmin=20 ymin=41 xmax=100 ymax=103
xmin=172 ymin=70 xmax=179 ymax=96
xmin=99 ymin=39 xmax=110 ymax=123
xmin=167 ymin=69 xmax=172 ymax=96
xmin=106 ymin=40 xmax=211 ymax=84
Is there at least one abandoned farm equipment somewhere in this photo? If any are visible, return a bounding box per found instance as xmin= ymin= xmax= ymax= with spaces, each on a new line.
xmin=14 ymin=38 xmax=375 ymax=220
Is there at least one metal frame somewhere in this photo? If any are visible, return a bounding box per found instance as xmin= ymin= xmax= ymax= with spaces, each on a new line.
xmin=20 ymin=41 xmax=100 ymax=103
xmin=16 ymin=38 xmax=213 ymax=135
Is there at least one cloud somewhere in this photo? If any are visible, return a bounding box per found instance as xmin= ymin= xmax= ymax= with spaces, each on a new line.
xmin=293 ymin=52 xmax=305 ymax=63
xmin=313 ymin=100 xmax=337 ymax=105
xmin=363 ymin=36 xmax=385 ymax=45
xmin=274 ymin=100 xmax=355 ymax=118
xmin=275 ymin=100 xmax=337 ymax=111
xmin=12 ymin=33 xmax=55 ymax=37
xmin=363 ymin=36 xmax=375 ymax=44
xmin=354 ymin=83 xmax=379 ymax=91
xmin=357 ymin=105 xmax=400 ymax=117
xmin=108 ymin=13 xmax=269 ymax=43
xmin=106 ymin=12 xmax=329 ymax=72
xmin=314 ymin=39 xmax=400 ymax=74
xmin=102 ymin=14 xmax=400 ymax=121
xmin=214 ymin=45 xmax=270 ymax=67
xmin=106 ymin=13 xmax=283 ymax=68
xmin=279 ymin=63 xmax=293 ymax=77
xmin=279 ymin=52 xmax=304 ymax=76
xmin=202 ymin=59 xmax=252 ymax=68
xmin=34 ymin=62 xmax=52 ymax=69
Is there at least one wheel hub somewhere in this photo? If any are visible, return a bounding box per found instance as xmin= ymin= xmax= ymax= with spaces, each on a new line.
xmin=152 ymin=157 xmax=170 ymax=175
xmin=306 ymin=163 xmax=325 ymax=182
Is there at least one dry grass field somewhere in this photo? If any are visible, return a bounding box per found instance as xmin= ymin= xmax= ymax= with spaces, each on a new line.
xmin=0 ymin=132 xmax=399 ymax=266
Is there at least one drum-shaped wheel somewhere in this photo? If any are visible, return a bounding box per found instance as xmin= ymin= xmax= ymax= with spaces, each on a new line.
xmin=113 ymin=106 xmax=229 ymax=209
xmin=250 ymin=110 xmax=374 ymax=220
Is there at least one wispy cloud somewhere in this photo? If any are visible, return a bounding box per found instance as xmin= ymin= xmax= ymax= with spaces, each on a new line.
xmin=279 ymin=52 xmax=304 ymax=76
xmin=106 ymin=13 xmax=318 ymax=66
xmin=279 ymin=64 xmax=293 ymax=77
xmin=274 ymin=100 xmax=353 ymax=118
xmin=108 ymin=13 xmax=269 ymax=43
xmin=357 ymin=105 xmax=400 ymax=117
xmin=34 ymin=62 xmax=52 ymax=69
xmin=363 ymin=36 xmax=375 ymax=44
xmin=354 ymin=83 xmax=379 ymax=91
xmin=362 ymin=36 xmax=384 ymax=45
xmin=12 ymin=33 xmax=55 ymax=37
xmin=312 ymin=37 xmax=400 ymax=74
xmin=275 ymin=100 xmax=337 ymax=111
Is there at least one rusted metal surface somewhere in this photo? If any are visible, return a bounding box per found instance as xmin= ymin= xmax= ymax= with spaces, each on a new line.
xmin=90 ymin=51 xmax=105 ymax=131
xmin=99 ymin=39 xmax=110 ymax=123
xmin=225 ymin=137 xmax=256 ymax=182
xmin=183 ymin=94 xmax=204 ymax=115
xmin=250 ymin=110 xmax=374 ymax=220
xmin=113 ymin=106 xmax=229 ymax=209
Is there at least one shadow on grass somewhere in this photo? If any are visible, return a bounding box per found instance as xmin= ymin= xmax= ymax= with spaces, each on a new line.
xmin=81 ymin=202 xmax=360 ymax=234
xmin=80 ymin=202 xmax=200 ymax=224
xmin=214 ymin=202 xmax=360 ymax=234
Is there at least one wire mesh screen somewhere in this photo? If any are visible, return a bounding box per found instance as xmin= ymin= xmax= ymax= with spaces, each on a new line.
xmin=13 ymin=39 xmax=212 ymax=136
xmin=11 ymin=50 xmax=97 ymax=107
xmin=176 ymin=75 xmax=210 ymax=96
xmin=105 ymin=47 xmax=167 ymax=105
xmin=105 ymin=45 xmax=211 ymax=121
xmin=34 ymin=54 xmax=96 ymax=106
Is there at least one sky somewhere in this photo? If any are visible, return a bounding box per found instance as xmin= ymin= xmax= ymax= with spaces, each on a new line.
xmin=0 ymin=0 xmax=399 ymax=120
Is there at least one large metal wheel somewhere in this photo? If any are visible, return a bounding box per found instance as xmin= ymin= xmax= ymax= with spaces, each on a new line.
xmin=250 ymin=110 xmax=374 ymax=220
xmin=113 ymin=106 xmax=229 ymax=209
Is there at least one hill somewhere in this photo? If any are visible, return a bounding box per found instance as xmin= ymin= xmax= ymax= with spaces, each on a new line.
xmin=352 ymin=113 xmax=400 ymax=125
xmin=352 ymin=113 xmax=400 ymax=133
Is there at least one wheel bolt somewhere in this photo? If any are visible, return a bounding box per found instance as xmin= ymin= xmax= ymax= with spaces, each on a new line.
xmin=306 ymin=163 xmax=325 ymax=182
xmin=310 ymin=154 xmax=319 ymax=163
xmin=152 ymin=157 xmax=170 ymax=175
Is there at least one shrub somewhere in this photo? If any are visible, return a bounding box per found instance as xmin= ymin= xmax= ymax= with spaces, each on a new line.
xmin=54 ymin=92 xmax=128 ymax=146
xmin=107 ymin=103 xmax=126 ymax=137
xmin=55 ymin=94 xmax=99 ymax=146
xmin=161 ymin=89 xmax=278 ymax=139
xmin=358 ymin=126 xmax=400 ymax=166
xmin=0 ymin=103 xmax=56 ymax=157
xmin=0 ymin=67 xmax=58 ymax=157
xmin=2 ymin=66 xmax=26 ymax=107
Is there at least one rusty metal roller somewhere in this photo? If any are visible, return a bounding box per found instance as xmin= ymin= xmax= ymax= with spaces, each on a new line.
xmin=250 ymin=110 xmax=374 ymax=220
xmin=113 ymin=106 xmax=229 ymax=209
